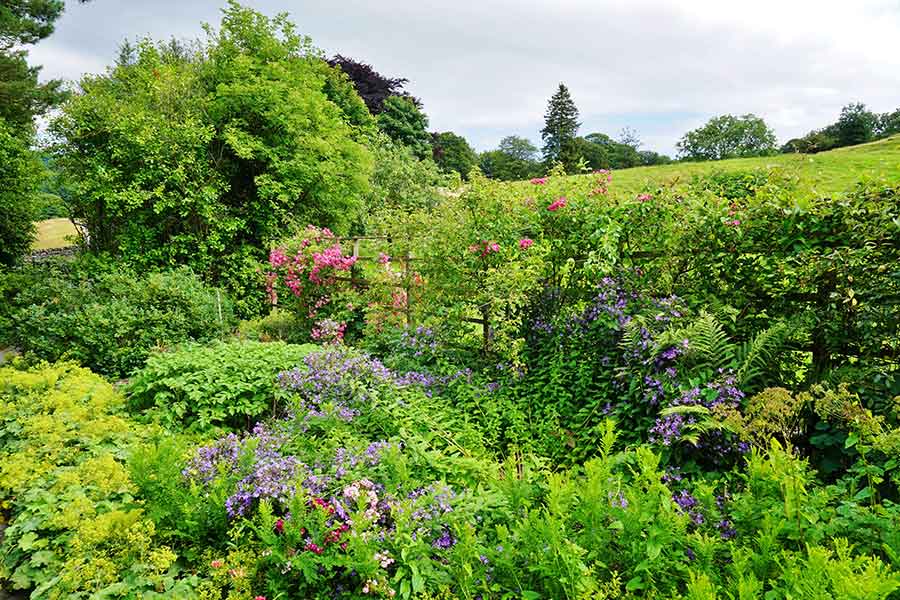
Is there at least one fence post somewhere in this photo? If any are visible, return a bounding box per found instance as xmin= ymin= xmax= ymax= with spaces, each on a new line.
xmin=403 ymin=244 xmax=412 ymax=327
xmin=481 ymin=305 xmax=491 ymax=354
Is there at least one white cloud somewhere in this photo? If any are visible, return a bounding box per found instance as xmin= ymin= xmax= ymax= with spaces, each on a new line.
xmin=30 ymin=0 xmax=900 ymax=154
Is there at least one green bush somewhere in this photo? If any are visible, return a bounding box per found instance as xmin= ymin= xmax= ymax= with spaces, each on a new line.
xmin=3 ymin=258 xmax=234 ymax=377
xmin=51 ymin=3 xmax=374 ymax=317
xmin=0 ymin=362 xmax=197 ymax=597
xmin=127 ymin=340 xmax=317 ymax=431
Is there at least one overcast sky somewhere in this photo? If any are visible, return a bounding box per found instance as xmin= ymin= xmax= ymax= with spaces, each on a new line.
xmin=30 ymin=0 xmax=900 ymax=156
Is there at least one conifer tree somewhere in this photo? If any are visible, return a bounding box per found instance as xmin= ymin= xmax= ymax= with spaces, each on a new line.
xmin=540 ymin=83 xmax=581 ymax=167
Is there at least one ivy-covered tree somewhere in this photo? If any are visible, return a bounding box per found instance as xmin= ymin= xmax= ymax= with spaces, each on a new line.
xmin=540 ymin=83 xmax=581 ymax=168
xmin=0 ymin=117 xmax=41 ymax=266
xmin=677 ymin=114 xmax=777 ymax=161
xmin=52 ymin=1 xmax=373 ymax=315
xmin=327 ymin=54 xmax=420 ymax=115
xmin=431 ymin=131 xmax=477 ymax=178
xmin=377 ymin=95 xmax=432 ymax=159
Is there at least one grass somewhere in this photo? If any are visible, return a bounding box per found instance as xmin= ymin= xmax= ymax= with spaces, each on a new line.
xmin=30 ymin=136 xmax=900 ymax=250
xmin=33 ymin=218 xmax=78 ymax=251
xmin=560 ymin=134 xmax=900 ymax=198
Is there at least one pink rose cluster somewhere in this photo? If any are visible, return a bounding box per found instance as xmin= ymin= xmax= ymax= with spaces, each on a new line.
xmin=309 ymin=244 xmax=357 ymax=284
xmin=519 ymin=238 xmax=534 ymax=250
xmin=470 ymin=240 xmax=501 ymax=257
xmin=547 ymin=197 xmax=567 ymax=212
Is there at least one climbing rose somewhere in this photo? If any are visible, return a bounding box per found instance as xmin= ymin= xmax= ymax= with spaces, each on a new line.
xmin=547 ymin=197 xmax=567 ymax=211
xmin=519 ymin=238 xmax=534 ymax=249
xmin=530 ymin=177 xmax=547 ymax=185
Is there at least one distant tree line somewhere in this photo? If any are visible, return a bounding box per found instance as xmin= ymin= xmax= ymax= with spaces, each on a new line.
xmin=781 ymin=102 xmax=900 ymax=154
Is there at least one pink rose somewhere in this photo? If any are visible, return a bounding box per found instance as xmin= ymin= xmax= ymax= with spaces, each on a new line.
xmin=547 ymin=197 xmax=567 ymax=211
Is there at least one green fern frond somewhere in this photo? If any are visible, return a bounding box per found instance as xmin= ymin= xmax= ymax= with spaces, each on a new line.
xmin=656 ymin=311 xmax=735 ymax=371
xmin=736 ymin=322 xmax=791 ymax=389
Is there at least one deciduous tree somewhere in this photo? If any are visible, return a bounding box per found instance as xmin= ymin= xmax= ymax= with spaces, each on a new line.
xmin=677 ymin=114 xmax=777 ymax=161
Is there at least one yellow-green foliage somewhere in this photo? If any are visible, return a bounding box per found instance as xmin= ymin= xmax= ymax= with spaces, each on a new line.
xmin=0 ymin=362 xmax=192 ymax=597
xmin=0 ymin=362 xmax=130 ymax=494
xmin=740 ymin=387 xmax=809 ymax=448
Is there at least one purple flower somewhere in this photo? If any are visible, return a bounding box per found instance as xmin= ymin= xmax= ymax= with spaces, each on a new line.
xmin=432 ymin=527 xmax=455 ymax=550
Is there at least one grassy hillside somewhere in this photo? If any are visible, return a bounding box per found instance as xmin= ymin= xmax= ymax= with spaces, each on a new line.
xmin=31 ymin=135 xmax=900 ymax=251
xmin=32 ymin=217 xmax=77 ymax=250
xmin=585 ymin=134 xmax=900 ymax=199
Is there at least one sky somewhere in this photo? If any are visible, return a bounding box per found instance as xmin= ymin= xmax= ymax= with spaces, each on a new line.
xmin=29 ymin=0 xmax=900 ymax=156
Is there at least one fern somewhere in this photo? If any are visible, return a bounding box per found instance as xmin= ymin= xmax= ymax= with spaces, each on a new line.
xmin=656 ymin=310 xmax=735 ymax=372
xmin=736 ymin=322 xmax=790 ymax=390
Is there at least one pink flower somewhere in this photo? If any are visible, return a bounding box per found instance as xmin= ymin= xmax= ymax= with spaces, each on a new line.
xmin=309 ymin=244 xmax=357 ymax=284
xmin=274 ymin=519 xmax=284 ymax=534
xmin=210 ymin=560 xmax=224 ymax=569
xmin=378 ymin=252 xmax=391 ymax=264
xmin=269 ymin=248 xmax=288 ymax=268
xmin=530 ymin=177 xmax=547 ymax=185
xmin=547 ymin=197 xmax=567 ymax=212
xmin=519 ymin=238 xmax=534 ymax=250
xmin=305 ymin=541 xmax=324 ymax=555
xmin=637 ymin=193 xmax=652 ymax=202
xmin=255 ymin=596 xmax=267 ymax=600
xmin=476 ymin=241 xmax=500 ymax=257
xmin=730 ymin=219 xmax=741 ymax=226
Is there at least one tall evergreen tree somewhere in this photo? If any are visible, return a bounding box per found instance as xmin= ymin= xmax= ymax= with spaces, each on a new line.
xmin=540 ymin=83 xmax=581 ymax=167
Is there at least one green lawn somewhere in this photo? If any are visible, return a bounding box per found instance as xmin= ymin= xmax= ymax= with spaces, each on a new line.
xmin=563 ymin=134 xmax=900 ymax=198
xmin=33 ymin=218 xmax=78 ymax=250
xmin=31 ymin=136 xmax=900 ymax=251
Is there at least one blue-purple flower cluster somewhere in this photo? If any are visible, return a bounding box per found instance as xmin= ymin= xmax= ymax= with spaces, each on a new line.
xmin=650 ymin=370 xmax=749 ymax=457
xmin=671 ymin=488 xmax=738 ymax=541
xmin=277 ymin=351 xmax=393 ymax=427
xmin=183 ymin=423 xmax=307 ymax=518
xmin=399 ymin=325 xmax=439 ymax=358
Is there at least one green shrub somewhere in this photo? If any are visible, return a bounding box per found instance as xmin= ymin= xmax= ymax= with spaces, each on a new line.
xmin=237 ymin=308 xmax=308 ymax=343
xmin=0 ymin=362 xmax=197 ymax=597
xmin=127 ymin=340 xmax=316 ymax=431
xmin=3 ymin=258 xmax=234 ymax=377
xmin=52 ymin=3 xmax=373 ymax=317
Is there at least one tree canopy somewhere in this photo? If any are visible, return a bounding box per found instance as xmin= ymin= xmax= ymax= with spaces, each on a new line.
xmin=327 ymin=54 xmax=420 ymax=115
xmin=377 ymin=95 xmax=432 ymax=160
xmin=51 ymin=1 xmax=373 ymax=314
xmin=431 ymin=131 xmax=477 ymax=178
xmin=479 ymin=135 xmax=541 ymax=180
xmin=677 ymin=114 xmax=777 ymax=161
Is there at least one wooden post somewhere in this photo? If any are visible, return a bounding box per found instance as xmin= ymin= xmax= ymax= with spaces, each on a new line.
xmin=481 ymin=305 xmax=491 ymax=354
xmin=350 ymin=238 xmax=361 ymax=289
xmin=403 ymin=246 xmax=412 ymax=327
